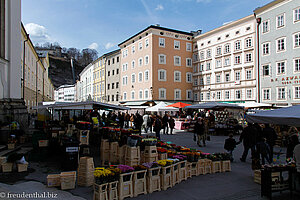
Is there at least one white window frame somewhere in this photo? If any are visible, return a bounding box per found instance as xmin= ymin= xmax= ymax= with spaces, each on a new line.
xmin=174 ymin=40 xmax=180 ymax=50
xmin=234 ymin=40 xmax=241 ymax=51
xmin=235 ymin=71 xmax=240 ymax=81
xmin=206 ymin=61 xmax=211 ymax=70
xmin=174 ymin=56 xmax=181 ymax=66
xmin=246 ymin=89 xmax=252 ymax=99
xmin=123 ymin=92 xmax=127 ymax=100
xmin=294 ymin=7 xmax=300 ymax=23
xmin=206 ymin=76 xmax=211 ymax=85
xmin=216 ymin=59 xmax=222 ymax=68
xmin=225 ymin=73 xmax=230 ymax=82
xmin=131 ymin=60 xmax=135 ymax=69
xmin=262 ymin=20 xmax=270 ymax=34
xmin=262 ymin=42 xmax=270 ymax=56
xmin=159 ymin=38 xmax=165 ymax=47
xmin=174 ymin=71 xmax=181 ymax=82
xmin=158 ymin=69 xmax=166 ymax=81
xmin=122 ymin=76 xmax=128 ymax=86
xmin=174 ymin=89 xmax=181 ymax=100
xmin=144 ymin=89 xmax=149 ymax=99
xmin=294 ymin=86 xmax=300 ymax=99
xmin=138 ymin=57 xmax=143 ymax=66
xmin=144 ymin=70 xmax=149 ymax=81
xmin=235 ymin=55 xmax=241 ymax=64
xmin=131 ymin=73 xmax=136 ymax=84
xmin=138 ymin=42 xmax=143 ymax=50
xmin=194 ymin=93 xmax=198 ymax=101
xmin=186 ymin=43 xmax=192 ymax=51
xmin=186 ymin=90 xmax=192 ymax=100
xmin=145 ymin=55 xmax=149 ymax=65
xmin=158 ymin=54 xmax=166 ymax=64
xmin=295 ymin=58 xmax=300 ymax=72
xmin=200 ymin=93 xmax=204 ymax=101
xmin=235 ymin=90 xmax=241 ymax=100
xmin=206 ymin=49 xmax=212 ymax=58
xmin=277 ymin=61 xmax=286 ymax=75
xmin=225 ymin=90 xmax=230 ymax=100
xmin=224 ymin=43 xmax=230 ymax=54
xmin=139 ymin=90 xmax=143 ymax=99
xmin=145 ymin=38 xmax=149 ymax=48
xmin=263 ymin=64 xmax=270 ymax=76
xmin=138 ymin=72 xmax=143 ymax=82
xmin=245 ymin=37 xmax=253 ymax=48
xmin=245 ymin=53 xmax=253 ymax=63
xmin=216 ymin=46 xmax=222 ymax=56
xmin=276 ymin=37 xmax=286 ymax=52
xmin=246 ymin=70 xmax=252 ymax=80
xmin=294 ymin=32 xmax=300 ymax=48
xmin=216 ymin=74 xmax=221 ymax=83
xmin=186 ymin=72 xmax=192 ymax=83
xmin=159 ymin=88 xmax=166 ymax=100
xmin=186 ymin=58 xmax=192 ymax=67
xmin=132 ymin=46 xmax=135 ymax=54
xmin=263 ymin=88 xmax=271 ymax=100
xmin=277 ymin=87 xmax=286 ymax=100
xmin=276 ymin=13 xmax=285 ymax=29
xmin=131 ymin=91 xmax=135 ymax=100
xmin=216 ymin=91 xmax=221 ymax=100
xmin=224 ymin=57 xmax=230 ymax=66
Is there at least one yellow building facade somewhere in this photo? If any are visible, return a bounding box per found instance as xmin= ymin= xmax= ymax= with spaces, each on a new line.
xmin=93 ymin=55 xmax=106 ymax=102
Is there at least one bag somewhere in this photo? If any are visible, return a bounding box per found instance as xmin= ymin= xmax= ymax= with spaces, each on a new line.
xmin=193 ymin=134 xmax=196 ymax=141
xmin=206 ymin=135 xmax=211 ymax=141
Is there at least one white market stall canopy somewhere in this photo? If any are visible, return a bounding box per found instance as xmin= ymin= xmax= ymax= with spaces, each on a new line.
xmin=146 ymin=102 xmax=179 ymax=112
xmin=238 ymin=101 xmax=272 ymax=108
xmin=33 ymin=101 xmax=130 ymax=110
xmin=246 ymin=105 xmax=300 ymax=126
xmin=185 ymin=102 xmax=243 ymax=110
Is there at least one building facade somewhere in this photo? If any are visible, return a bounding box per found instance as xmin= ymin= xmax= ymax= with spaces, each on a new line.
xmin=78 ymin=63 xmax=94 ymax=101
xmin=255 ymin=0 xmax=300 ymax=106
xmin=93 ymin=56 xmax=106 ymax=102
xmin=118 ymin=25 xmax=193 ymax=104
xmin=105 ymin=49 xmax=121 ymax=104
xmin=193 ymin=15 xmax=257 ymax=103
xmin=54 ymin=84 xmax=75 ymax=102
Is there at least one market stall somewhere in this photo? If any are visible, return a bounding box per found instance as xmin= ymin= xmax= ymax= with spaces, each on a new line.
xmin=167 ymin=102 xmax=193 ymax=130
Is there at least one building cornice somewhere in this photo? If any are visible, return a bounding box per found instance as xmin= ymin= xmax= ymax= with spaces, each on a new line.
xmin=254 ymin=0 xmax=289 ymax=15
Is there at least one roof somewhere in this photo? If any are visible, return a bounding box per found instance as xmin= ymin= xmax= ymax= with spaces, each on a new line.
xmin=104 ymin=49 xmax=121 ymax=58
xmin=254 ymin=0 xmax=286 ymax=14
xmin=118 ymin=25 xmax=193 ymax=46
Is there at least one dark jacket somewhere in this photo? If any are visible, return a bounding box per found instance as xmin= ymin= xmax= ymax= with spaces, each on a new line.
xmin=168 ymin=118 xmax=175 ymax=128
xmin=263 ymin=126 xmax=277 ymax=146
xmin=239 ymin=124 xmax=258 ymax=147
xmin=257 ymin=141 xmax=271 ymax=156
xmin=194 ymin=121 xmax=204 ymax=135
xmin=224 ymin=138 xmax=237 ymax=151
xmin=162 ymin=115 xmax=169 ymax=126
xmin=154 ymin=118 xmax=162 ymax=132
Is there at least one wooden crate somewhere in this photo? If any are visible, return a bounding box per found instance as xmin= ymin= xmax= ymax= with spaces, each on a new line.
xmin=158 ymin=153 xmax=168 ymax=160
xmin=171 ymin=163 xmax=180 ymax=186
xmin=109 ymin=142 xmax=119 ymax=164
xmin=7 ymin=143 xmax=15 ymax=150
xmin=2 ymin=163 xmax=13 ymax=172
xmin=47 ymin=174 xmax=61 ymax=187
xmin=118 ymin=172 xmax=133 ymax=200
xmin=204 ymin=159 xmax=212 ymax=174
xmin=211 ymin=161 xmax=222 ymax=173
xmin=186 ymin=162 xmax=192 ymax=178
xmin=0 ymin=157 xmax=6 ymax=165
xmin=101 ymin=150 xmax=110 ymax=166
xmin=108 ymin=181 xmax=118 ymax=200
xmin=146 ymin=167 xmax=161 ymax=194
xmin=160 ymin=165 xmax=172 ymax=190
xmin=60 ymin=171 xmax=76 ymax=190
xmin=118 ymin=146 xmax=126 ymax=164
xmin=125 ymin=159 xmax=140 ymax=167
xmin=101 ymin=139 xmax=110 ymax=152
xmin=144 ymin=146 xmax=157 ymax=157
xmin=94 ymin=183 xmax=108 ymax=200
xmin=17 ymin=163 xmax=28 ymax=172
xmin=221 ymin=160 xmax=231 ymax=172
xmin=78 ymin=157 xmax=94 ymax=187
xmin=197 ymin=159 xmax=205 ymax=175
xmin=179 ymin=161 xmax=187 ymax=182
xmin=254 ymin=170 xmax=261 ymax=184
xmin=38 ymin=140 xmax=49 ymax=147
xmin=190 ymin=162 xmax=198 ymax=176
xmin=133 ymin=170 xmax=147 ymax=197
xmin=141 ymin=154 xmax=158 ymax=164
xmin=125 ymin=146 xmax=140 ymax=160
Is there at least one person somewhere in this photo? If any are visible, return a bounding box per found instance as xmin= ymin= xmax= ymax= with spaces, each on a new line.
xmin=162 ymin=113 xmax=169 ymax=135
xmin=256 ymin=137 xmax=271 ymax=165
xmin=194 ymin=118 xmax=205 ymax=147
xmin=124 ymin=112 xmax=130 ymax=128
xmin=153 ymin=116 xmax=162 ymax=140
xmin=224 ymin=134 xmax=238 ymax=161
xmin=239 ymin=123 xmax=258 ymax=162
xmin=168 ymin=116 xmax=175 ymax=135
xmin=119 ymin=112 xmax=125 ymax=128
xmin=262 ymin=124 xmax=277 ymax=161
xmin=130 ymin=114 xmax=135 ymax=128
xmin=135 ymin=113 xmax=143 ymax=134
xmin=293 ymin=143 xmax=300 ymax=173
xmin=286 ymin=134 xmax=299 ymax=159
xmin=142 ymin=113 xmax=150 ymax=133
xmin=148 ymin=115 xmax=154 ymax=133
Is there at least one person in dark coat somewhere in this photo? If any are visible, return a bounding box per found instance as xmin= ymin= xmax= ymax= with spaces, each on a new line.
xmin=162 ymin=113 xmax=169 ymax=135
xmin=135 ymin=113 xmax=143 ymax=135
xmin=194 ymin=118 xmax=205 ymax=147
xmin=286 ymin=134 xmax=299 ymax=159
xmin=154 ymin=116 xmax=162 ymax=140
xmin=224 ymin=134 xmax=238 ymax=161
xmin=239 ymin=123 xmax=258 ymax=162
xmin=262 ymin=124 xmax=277 ymax=161
xmin=257 ymin=137 xmax=271 ymax=165
xmin=168 ymin=116 xmax=175 ymax=135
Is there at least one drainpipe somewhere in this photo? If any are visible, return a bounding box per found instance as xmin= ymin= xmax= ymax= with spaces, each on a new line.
xmin=22 ymin=34 xmax=29 ymax=100
xmin=256 ymin=16 xmax=262 ymax=103
xmin=36 ymin=59 xmax=40 ymax=106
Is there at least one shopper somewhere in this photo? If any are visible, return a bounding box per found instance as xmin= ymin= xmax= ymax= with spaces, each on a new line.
xmin=293 ymin=143 xmax=300 ymax=172
xmin=286 ymin=134 xmax=299 ymax=159
xmin=256 ymin=137 xmax=271 ymax=165
xmin=224 ymin=134 xmax=238 ymax=161
xmin=154 ymin=116 xmax=162 ymax=140
xmin=239 ymin=123 xmax=257 ymax=162
xmin=262 ymin=124 xmax=277 ymax=161
xmin=142 ymin=113 xmax=150 ymax=133
xmin=168 ymin=116 xmax=175 ymax=135
xmin=194 ymin=118 xmax=205 ymax=147
xmin=162 ymin=113 xmax=169 ymax=135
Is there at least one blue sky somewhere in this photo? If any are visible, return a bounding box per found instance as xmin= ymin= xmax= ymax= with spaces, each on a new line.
xmin=22 ymin=0 xmax=272 ymax=56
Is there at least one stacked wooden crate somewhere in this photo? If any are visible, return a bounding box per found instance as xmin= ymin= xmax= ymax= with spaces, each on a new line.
xmin=221 ymin=160 xmax=231 ymax=172
xmin=119 ymin=172 xmax=134 ymax=200
xmin=100 ymin=139 xmax=110 ymax=165
xmin=146 ymin=167 xmax=161 ymax=193
xmin=125 ymin=146 xmax=140 ymax=166
xmin=142 ymin=146 xmax=158 ymax=163
xmin=211 ymin=161 xmax=222 ymax=173
xmin=197 ymin=159 xmax=205 ymax=175
xmin=178 ymin=161 xmax=187 ymax=182
xmin=109 ymin=142 xmax=119 ymax=164
xmin=160 ymin=165 xmax=172 ymax=190
xmin=79 ymin=130 xmax=90 ymax=145
xmin=94 ymin=183 xmax=108 ymax=200
xmin=77 ymin=157 xmax=94 ymax=187
xmin=60 ymin=171 xmax=76 ymax=190
xmin=133 ymin=170 xmax=147 ymax=197
xmin=118 ymin=145 xmax=126 ymax=164
xmin=171 ymin=162 xmax=180 ymax=186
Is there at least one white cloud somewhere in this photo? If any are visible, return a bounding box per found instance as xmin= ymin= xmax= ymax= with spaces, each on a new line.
xmin=105 ymin=42 xmax=115 ymax=50
xmin=155 ymin=4 xmax=164 ymax=11
xmin=88 ymin=42 xmax=99 ymax=50
xmin=196 ymin=0 xmax=212 ymax=3
xmin=24 ymin=23 xmax=51 ymax=44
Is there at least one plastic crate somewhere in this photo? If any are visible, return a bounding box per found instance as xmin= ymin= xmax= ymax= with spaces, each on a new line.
xmin=94 ymin=183 xmax=108 ymax=200
xmin=146 ymin=167 xmax=161 ymax=193
xmin=108 ymin=181 xmax=118 ymax=200
xmin=133 ymin=170 xmax=147 ymax=197
xmin=160 ymin=165 xmax=172 ymax=190
xmin=118 ymin=172 xmax=133 ymax=200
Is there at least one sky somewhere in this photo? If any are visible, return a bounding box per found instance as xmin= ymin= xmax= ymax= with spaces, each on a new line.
xmin=22 ymin=0 xmax=272 ymax=56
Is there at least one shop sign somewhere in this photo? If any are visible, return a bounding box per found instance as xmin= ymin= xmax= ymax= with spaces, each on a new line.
xmin=271 ymin=75 xmax=300 ymax=85
xmin=66 ymin=147 xmax=79 ymax=152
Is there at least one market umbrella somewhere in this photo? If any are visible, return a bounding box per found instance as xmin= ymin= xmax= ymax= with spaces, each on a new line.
xmin=166 ymin=102 xmax=191 ymax=108
xmin=185 ymin=102 xmax=243 ymax=110
xmin=146 ymin=102 xmax=179 ymax=112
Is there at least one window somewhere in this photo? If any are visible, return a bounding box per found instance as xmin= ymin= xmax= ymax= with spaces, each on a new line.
xmin=139 ymin=42 xmax=142 ymax=50
xmin=235 ymin=90 xmax=241 ymax=99
xmin=132 ymin=46 xmax=135 ymax=54
xmin=138 ymin=72 xmax=143 ymax=82
xmin=144 ymin=70 xmax=149 ymax=81
xmin=174 ymin=89 xmax=181 ymax=100
xmin=295 ymin=8 xmax=300 ymax=22
xmin=159 ymin=88 xmax=166 ymax=99
xmin=216 ymin=46 xmax=222 ymax=56
xmin=122 ymin=63 xmax=128 ymax=71
xmin=139 ymin=90 xmax=143 ymax=99
xmin=224 ymin=44 xmax=230 ymax=53
xmin=246 ymin=89 xmax=252 ymax=99
xmin=131 ymin=91 xmax=135 ymax=99
xmin=194 ymin=77 xmax=198 ymax=86
xmin=206 ymin=92 xmax=210 ymax=100
xmin=174 ymin=56 xmax=181 ymax=66
xmin=122 ymin=76 xmax=128 ymax=85
xmin=145 ymin=55 xmax=149 ymax=65
xmin=186 ymin=58 xmax=192 ymax=67
xmin=159 ymin=38 xmax=165 ymax=47
xmin=138 ymin=58 xmax=143 ymax=66
xmin=245 ymin=38 xmax=252 ymax=48
xmin=263 ymin=89 xmax=270 ymax=100
xmin=224 ymin=57 xmax=230 ymax=66
xmin=131 ymin=60 xmax=135 ymax=69
xmin=295 ymin=87 xmax=300 ymax=99
xmin=117 ymin=57 xmax=119 ymax=62
xmin=206 ymin=76 xmax=211 ymax=84
xmin=186 ymin=72 xmax=192 ymax=83
xmin=277 ymin=14 xmax=285 ymax=28
xmin=108 ymin=60 xmax=111 ymax=65
xmin=225 ymin=73 xmax=230 ymax=82
xmin=131 ymin=73 xmax=136 ymax=83
xmin=107 ymin=95 xmax=110 ymax=102
xmin=199 ymin=77 xmax=204 ymax=85
xmin=144 ymin=89 xmax=149 ymax=99
xmin=108 ymin=71 xmax=110 ymax=76
xmin=216 ymin=74 xmax=221 ymax=83
xmin=246 ymin=70 xmax=252 ymax=80
xmin=107 ymin=84 xmax=110 ymax=90
xmin=200 ymin=51 xmax=204 ymax=60
xmin=206 ymin=62 xmax=211 ymax=70
xmin=278 ymin=87 xmax=286 ymax=100
xmin=174 ymin=71 xmax=181 ymax=82
xmin=235 ymin=41 xmax=241 ymax=51
xmin=216 ymin=60 xmax=221 ymax=68
xmin=295 ymin=59 xmax=300 ymax=72
xmin=263 ymin=65 xmax=270 ymax=76
xmin=174 ymin=41 xmax=180 ymax=49
xmin=200 ymin=63 xmax=204 ymax=71
xmin=245 ymin=53 xmax=253 ymax=62
xmin=112 ymin=83 xmax=114 ymax=89
xmin=235 ymin=55 xmax=241 ymax=64
xmin=186 ymin=43 xmax=192 ymax=51
xmin=294 ymin=33 xmax=300 ymax=48
xmin=277 ymin=38 xmax=285 ymax=52
xmin=117 ymin=69 xmax=119 ymax=74
xmin=186 ymin=90 xmax=192 ymax=100
xmin=112 ymin=70 xmax=114 ymax=76
xmin=277 ymin=61 xmax=285 ymax=74
xmin=206 ymin=49 xmax=211 ymax=58
xmin=263 ymin=20 xmax=269 ymax=33
xmin=145 ymin=38 xmax=149 ymax=48
xmin=216 ymin=91 xmax=221 ymax=100
xmin=158 ymin=69 xmax=166 ymax=81
xmin=225 ymin=91 xmax=230 ymax=99
xmin=235 ymin=71 xmax=240 ymax=81
xmin=194 ymin=93 xmax=198 ymax=101
xmin=123 ymin=92 xmax=127 ymax=100
xmin=116 ymin=82 xmax=119 ymax=89
xmin=200 ymin=93 xmax=204 ymax=101
xmin=262 ymin=43 xmax=270 ymax=55
xmin=159 ymin=54 xmax=166 ymax=64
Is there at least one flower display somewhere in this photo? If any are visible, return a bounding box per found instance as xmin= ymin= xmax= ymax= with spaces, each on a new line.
xmin=172 ymin=155 xmax=187 ymax=161
xmin=157 ymin=147 xmax=168 ymax=154
xmin=142 ymin=162 xmax=159 ymax=169
xmin=133 ymin=165 xmax=147 ymax=171
xmin=117 ymin=164 xmax=134 ymax=173
xmin=157 ymin=159 xmax=173 ymax=167
xmin=94 ymin=167 xmax=113 ymax=185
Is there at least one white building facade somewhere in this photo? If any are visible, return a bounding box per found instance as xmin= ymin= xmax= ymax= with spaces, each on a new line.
xmin=54 ymin=84 xmax=75 ymax=102
xmin=78 ymin=63 xmax=94 ymax=101
xmin=193 ymin=15 xmax=257 ymax=103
